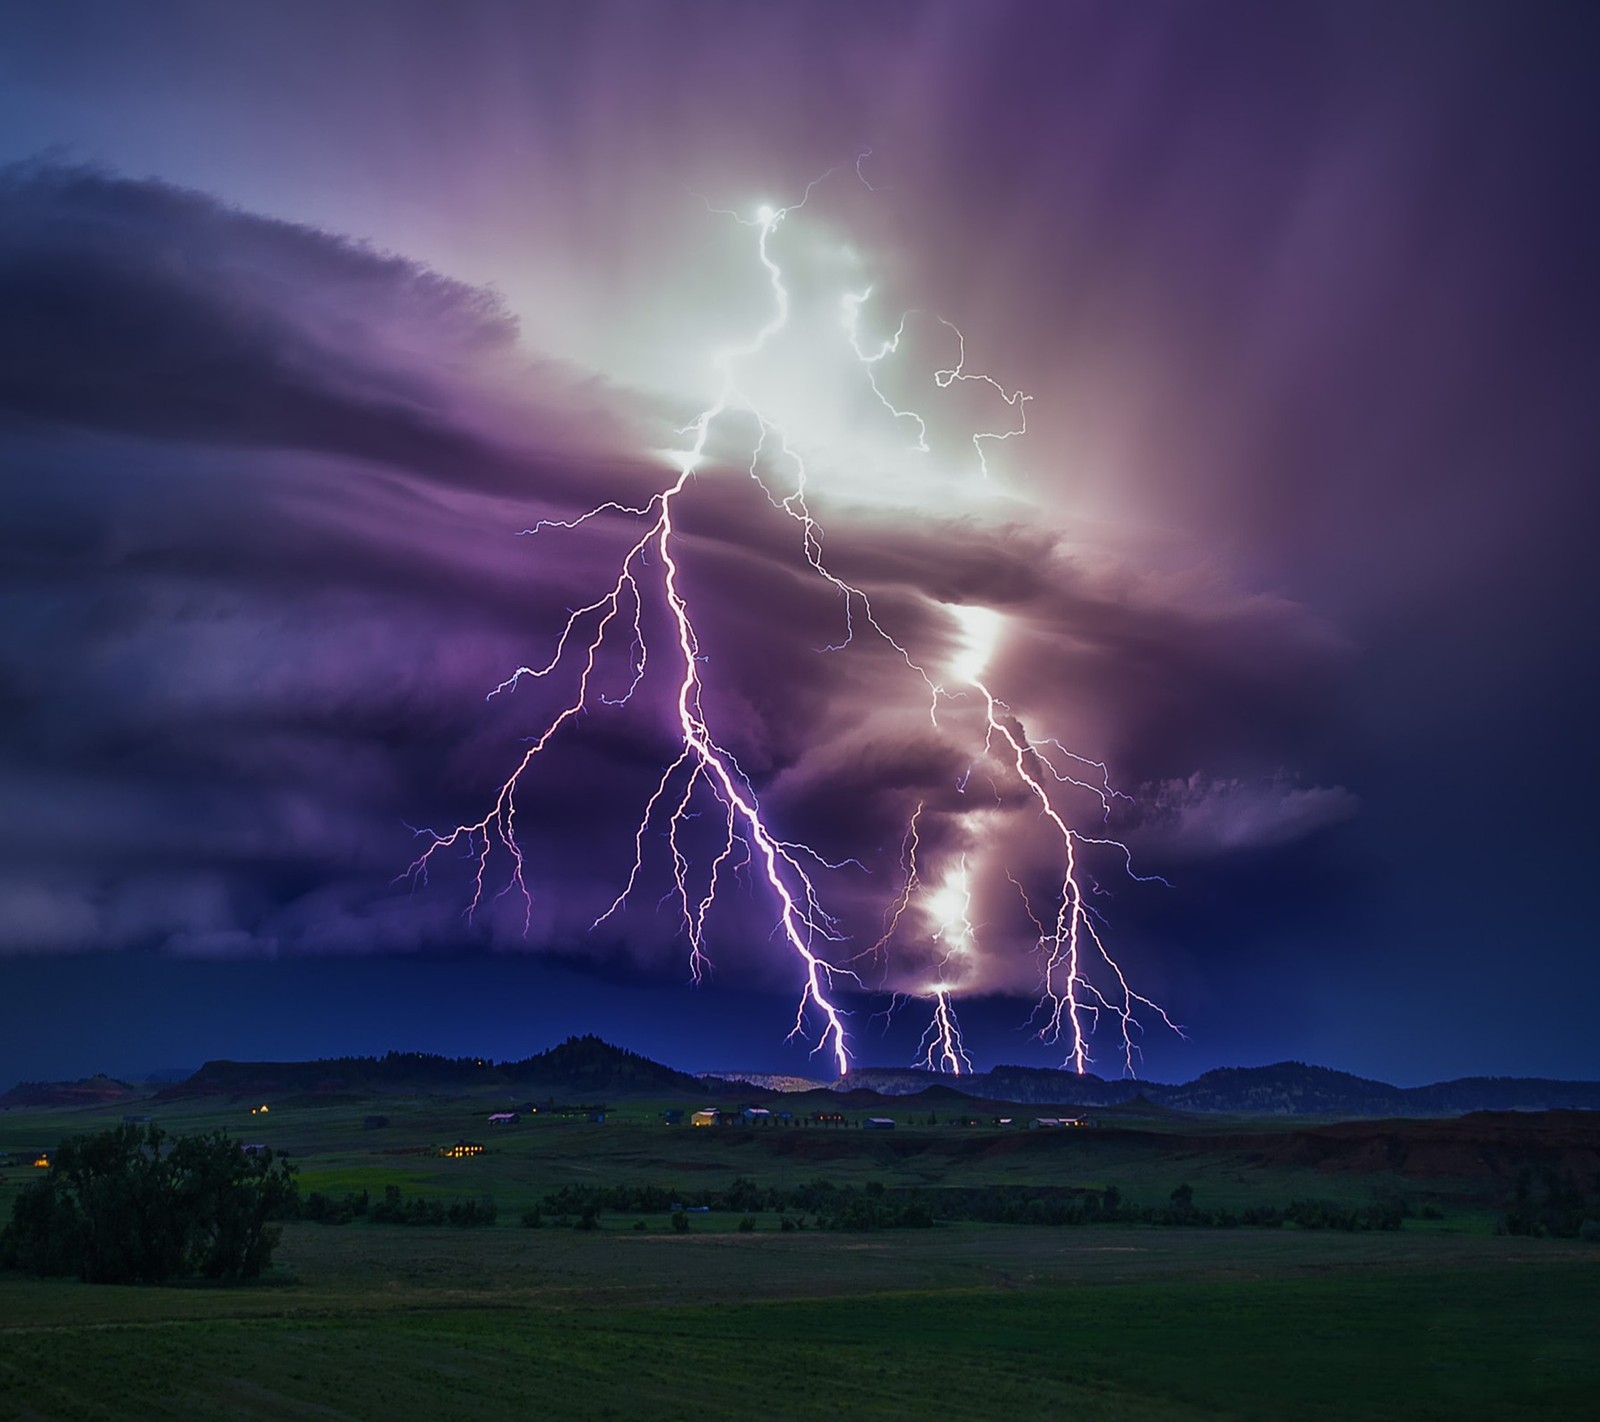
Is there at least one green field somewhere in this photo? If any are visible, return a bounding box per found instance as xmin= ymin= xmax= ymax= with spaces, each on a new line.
xmin=2 ymin=1094 xmax=1595 ymax=1418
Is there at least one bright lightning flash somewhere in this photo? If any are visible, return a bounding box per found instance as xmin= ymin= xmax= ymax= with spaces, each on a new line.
xmin=411 ymin=164 xmax=1179 ymax=1077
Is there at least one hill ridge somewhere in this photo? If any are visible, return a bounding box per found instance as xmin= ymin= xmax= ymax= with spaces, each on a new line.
xmin=8 ymin=1044 xmax=1598 ymax=1116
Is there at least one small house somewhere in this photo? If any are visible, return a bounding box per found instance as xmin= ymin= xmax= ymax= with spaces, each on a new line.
xmin=691 ymin=1109 xmax=719 ymax=1128
xmin=487 ymin=1112 xmax=518 ymax=1125
xmin=863 ymin=1117 xmax=896 ymax=1131
xmin=441 ymin=1140 xmax=484 ymax=1159
xmin=741 ymin=1107 xmax=772 ymax=1124
xmin=240 ymin=1143 xmax=268 ymax=1156
xmin=810 ymin=1110 xmax=845 ymax=1126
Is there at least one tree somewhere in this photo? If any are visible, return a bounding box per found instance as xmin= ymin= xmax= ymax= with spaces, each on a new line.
xmin=0 ymin=1125 xmax=296 ymax=1284
xmin=167 ymin=1131 xmax=297 ymax=1279
xmin=1168 ymin=1182 xmax=1196 ymax=1222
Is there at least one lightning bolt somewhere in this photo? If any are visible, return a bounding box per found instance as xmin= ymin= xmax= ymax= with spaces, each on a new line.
xmin=941 ymin=606 xmax=1182 ymax=1075
xmin=411 ymin=160 xmax=1181 ymax=1077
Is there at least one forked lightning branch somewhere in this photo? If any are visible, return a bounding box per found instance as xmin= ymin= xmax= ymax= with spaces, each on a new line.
xmin=410 ymin=166 xmax=1181 ymax=1076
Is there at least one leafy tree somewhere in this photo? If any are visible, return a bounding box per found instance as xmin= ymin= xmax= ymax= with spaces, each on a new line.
xmin=0 ymin=1125 xmax=296 ymax=1284
xmin=168 ymin=1131 xmax=297 ymax=1279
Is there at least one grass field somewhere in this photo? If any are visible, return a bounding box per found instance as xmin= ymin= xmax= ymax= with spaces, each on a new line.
xmin=2 ymin=1094 xmax=1594 ymax=1418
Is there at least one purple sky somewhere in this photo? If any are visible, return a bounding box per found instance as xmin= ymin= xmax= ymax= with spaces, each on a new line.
xmin=1 ymin=1 xmax=1597 ymax=1086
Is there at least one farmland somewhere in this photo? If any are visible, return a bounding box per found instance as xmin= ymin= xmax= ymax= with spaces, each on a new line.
xmin=2 ymin=1083 xmax=1597 ymax=1419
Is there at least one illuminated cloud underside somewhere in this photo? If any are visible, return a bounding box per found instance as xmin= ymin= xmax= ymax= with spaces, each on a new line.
xmin=411 ymin=166 xmax=1181 ymax=1076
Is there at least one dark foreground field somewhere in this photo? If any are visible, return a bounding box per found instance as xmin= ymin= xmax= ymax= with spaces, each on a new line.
xmin=2 ymin=1091 xmax=1597 ymax=1419
xmin=2 ymin=1226 xmax=1595 ymax=1420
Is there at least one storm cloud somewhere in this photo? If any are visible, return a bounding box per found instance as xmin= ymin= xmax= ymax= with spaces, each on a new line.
xmin=0 ymin=161 xmax=1351 ymax=995
xmin=2 ymin=0 xmax=1595 ymax=1084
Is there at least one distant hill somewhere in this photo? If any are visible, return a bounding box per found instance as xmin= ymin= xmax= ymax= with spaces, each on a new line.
xmin=12 ymin=1046 xmax=1597 ymax=1118
xmin=0 ymin=1074 xmax=141 ymax=1110
xmin=701 ymin=1072 xmax=830 ymax=1094
xmin=508 ymin=1035 xmax=708 ymax=1096
xmin=713 ymin=1059 xmax=1600 ymax=1116
xmin=152 ymin=1035 xmax=710 ymax=1103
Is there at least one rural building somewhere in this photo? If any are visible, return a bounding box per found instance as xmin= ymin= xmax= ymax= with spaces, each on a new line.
xmin=240 ymin=1143 xmax=268 ymax=1156
xmin=487 ymin=1112 xmax=517 ymax=1125
xmin=250 ymin=1104 xmax=270 ymax=1116
xmin=810 ymin=1110 xmax=845 ymax=1126
xmin=691 ymin=1109 xmax=719 ymax=1128
xmin=863 ymin=1117 xmax=896 ymax=1131
xmin=441 ymin=1140 xmax=484 ymax=1159
xmin=741 ymin=1107 xmax=773 ymax=1124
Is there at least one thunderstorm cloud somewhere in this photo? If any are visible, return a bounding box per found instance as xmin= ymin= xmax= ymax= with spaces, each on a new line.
xmin=1 ymin=1 xmax=1596 ymax=1085
xmin=0 ymin=160 xmax=1350 ymax=995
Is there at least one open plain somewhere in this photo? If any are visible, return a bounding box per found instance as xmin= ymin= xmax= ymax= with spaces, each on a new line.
xmin=3 ymin=1078 xmax=1597 ymax=1420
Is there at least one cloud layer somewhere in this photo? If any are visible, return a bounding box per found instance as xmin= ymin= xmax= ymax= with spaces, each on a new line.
xmin=0 ymin=162 xmax=1354 ymax=1021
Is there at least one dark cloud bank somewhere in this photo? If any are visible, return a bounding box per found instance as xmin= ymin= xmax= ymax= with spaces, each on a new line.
xmin=2 ymin=130 xmax=1595 ymax=1083
xmin=0 ymin=164 xmax=1345 ymax=969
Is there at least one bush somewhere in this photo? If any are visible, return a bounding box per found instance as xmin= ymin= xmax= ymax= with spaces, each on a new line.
xmin=738 ymin=1214 xmax=756 ymax=1232
xmin=671 ymin=1209 xmax=689 ymax=1233
xmin=0 ymin=1125 xmax=296 ymax=1284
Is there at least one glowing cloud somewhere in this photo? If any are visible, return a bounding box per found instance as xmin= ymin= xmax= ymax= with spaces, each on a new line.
xmin=412 ymin=164 xmax=1179 ymax=1075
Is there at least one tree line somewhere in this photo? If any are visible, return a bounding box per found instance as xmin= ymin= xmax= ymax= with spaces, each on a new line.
xmin=511 ymin=1176 xmax=1409 ymax=1232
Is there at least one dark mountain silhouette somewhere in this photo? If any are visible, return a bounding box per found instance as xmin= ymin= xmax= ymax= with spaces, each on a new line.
xmin=150 ymin=1035 xmax=709 ymax=1103
xmin=8 ymin=1046 xmax=1596 ymax=1117
xmin=719 ymin=1059 xmax=1600 ymax=1116
xmin=508 ymin=1034 xmax=708 ymax=1095
xmin=0 ymin=1074 xmax=141 ymax=1110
